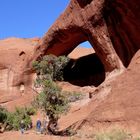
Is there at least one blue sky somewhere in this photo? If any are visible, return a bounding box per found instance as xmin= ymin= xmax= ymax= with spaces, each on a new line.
xmin=0 ymin=0 xmax=91 ymax=48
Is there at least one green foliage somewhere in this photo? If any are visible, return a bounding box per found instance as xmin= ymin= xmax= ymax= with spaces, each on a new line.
xmin=6 ymin=107 xmax=32 ymax=130
xmin=24 ymin=106 xmax=37 ymax=116
xmin=33 ymin=91 xmax=47 ymax=110
xmin=0 ymin=106 xmax=36 ymax=131
xmin=33 ymin=54 xmax=70 ymax=82
xmin=95 ymin=129 xmax=131 ymax=140
xmin=0 ymin=106 xmax=8 ymax=123
xmin=33 ymin=55 xmax=70 ymax=121
xmin=33 ymin=81 xmax=69 ymax=120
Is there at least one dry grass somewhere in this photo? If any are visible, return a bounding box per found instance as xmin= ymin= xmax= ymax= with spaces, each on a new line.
xmin=72 ymin=128 xmax=140 ymax=140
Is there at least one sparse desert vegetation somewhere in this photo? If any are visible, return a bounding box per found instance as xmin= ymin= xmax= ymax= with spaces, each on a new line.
xmin=70 ymin=128 xmax=140 ymax=140
xmin=0 ymin=105 xmax=36 ymax=131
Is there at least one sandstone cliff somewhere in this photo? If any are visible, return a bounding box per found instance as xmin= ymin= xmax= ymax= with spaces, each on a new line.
xmin=0 ymin=38 xmax=39 ymax=97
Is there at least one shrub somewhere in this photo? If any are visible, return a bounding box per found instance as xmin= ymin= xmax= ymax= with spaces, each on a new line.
xmin=25 ymin=106 xmax=37 ymax=116
xmin=33 ymin=54 xmax=70 ymax=82
xmin=33 ymin=80 xmax=69 ymax=120
xmin=32 ymin=55 xmax=70 ymax=134
xmin=0 ymin=106 xmax=8 ymax=123
xmin=33 ymin=55 xmax=70 ymax=119
xmin=6 ymin=107 xmax=32 ymax=130
xmin=0 ymin=106 xmax=35 ymax=131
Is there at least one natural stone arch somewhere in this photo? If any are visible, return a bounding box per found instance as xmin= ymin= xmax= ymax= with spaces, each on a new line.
xmin=34 ymin=24 xmax=122 ymax=74
xmin=32 ymin=0 xmax=140 ymax=75
xmin=38 ymin=26 xmax=87 ymax=56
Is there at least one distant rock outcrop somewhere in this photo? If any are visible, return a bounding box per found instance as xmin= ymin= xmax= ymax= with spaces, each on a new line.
xmin=0 ymin=38 xmax=39 ymax=96
xmin=33 ymin=0 xmax=140 ymax=73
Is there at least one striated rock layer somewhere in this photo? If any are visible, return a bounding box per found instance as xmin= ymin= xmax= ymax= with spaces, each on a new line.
xmin=32 ymin=0 xmax=140 ymax=73
xmin=0 ymin=38 xmax=39 ymax=96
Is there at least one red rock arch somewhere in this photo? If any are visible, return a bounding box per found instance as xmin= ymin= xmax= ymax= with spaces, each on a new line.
xmin=32 ymin=0 xmax=140 ymax=74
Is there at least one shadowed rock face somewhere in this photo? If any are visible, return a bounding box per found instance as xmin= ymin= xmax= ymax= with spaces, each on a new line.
xmin=33 ymin=0 xmax=140 ymax=72
xmin=104 ymin=0 xmax=140 ymax=67
xmin=63 ymin=54 xmax=105 ymax=87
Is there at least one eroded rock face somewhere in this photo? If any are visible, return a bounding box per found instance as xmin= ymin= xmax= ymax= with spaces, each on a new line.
xmin=33 ymin=0 xmax=140 ymax=73
xmin=104 ymin=0 xmax=140 ymax=67
xmin=82 ymin=50 xmax=140 ymax=133
xmin=0 ymin=40 xmax=95 ymax=109
xmin=57 ymin=50 xmax=140 ymax=133
xmin=0 ymin=38 xmax=39 ymax=96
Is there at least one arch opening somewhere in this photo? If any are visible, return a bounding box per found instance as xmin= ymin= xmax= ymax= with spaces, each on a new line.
xmin=77 ymin=0 xmax=92 ymax=8
xmin=63 ymin=41 xmax=105 ymax=87
xmin=19 ymin=51 xmax=25 ymax=56
xmin=80 ymin=41 xmax=93 ymax=48
xmin=19 ymin=51 xmax=26 ymax=61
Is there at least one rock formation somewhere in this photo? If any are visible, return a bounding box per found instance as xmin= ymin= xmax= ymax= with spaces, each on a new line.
xmin=0 ymin=40 xmax=95 ymax=110
xmin=30 ymin=0 xmax=140 ymax=133
xmin=57 ymin=50 xmax=140 ymax=134
xmin=80 ymin=49 xmax=140 ymax=133
xmin=0 ymin=0 xmax=140 ymax=133
xmin=2 ymin=0 xmax=139 ymax=98
xmin=0 ymin=38 xmax=39 ymax=97
xmin=32 ymin=0 xmax=140 ymax=73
